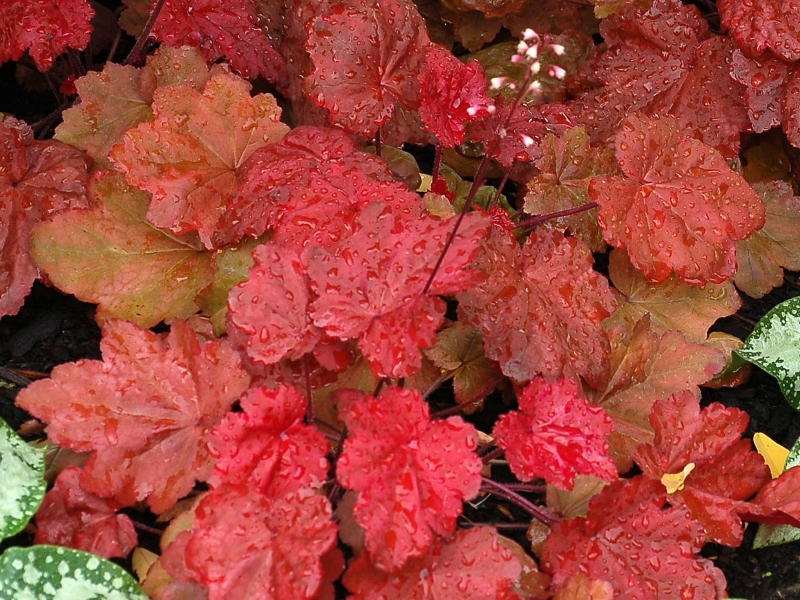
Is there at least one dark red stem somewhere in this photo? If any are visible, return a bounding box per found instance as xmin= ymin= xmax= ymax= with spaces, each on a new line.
xmin=124 ymin=0 xmax=167 ymax=66
xmin=481 ymin=477 xmax=559 ymax=527
xmin=516 ymin=201 xmax=599 ymax=233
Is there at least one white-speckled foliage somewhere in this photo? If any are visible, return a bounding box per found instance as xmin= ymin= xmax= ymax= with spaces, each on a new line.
xmin=0 ymin=417 xmax=45 ymax=541
xmin=737 ymin=296 xmax=800 ymax=409
xmin=0 ymin=546 xmax=148 ymax=599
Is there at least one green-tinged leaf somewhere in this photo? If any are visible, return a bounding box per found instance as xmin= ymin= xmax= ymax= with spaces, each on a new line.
xmin=0 ymin=545 xmax=148 ymax=599
xmin=753 ymin=435 xmax=800 ymax=549
xmin=736 ymin=296 xmax=800 ymax=409
xmin=30 ymin=171 xmax=213 ymax=329
xmin=0 ymin=417 xmax=45 ymax=541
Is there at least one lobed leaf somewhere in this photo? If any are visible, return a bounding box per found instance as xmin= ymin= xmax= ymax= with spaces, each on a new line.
xmin=590 ymin=113 xmax=764 ymax=285
xmin=30 ymin=170 xmax=214 ymax=329
xmin=336 ymin=386 xmax=482 ymax=571
xmin=718 ymin=0 xmax=800 ymax=62
xmin=15 ymin=319 xmax=250 ymax=513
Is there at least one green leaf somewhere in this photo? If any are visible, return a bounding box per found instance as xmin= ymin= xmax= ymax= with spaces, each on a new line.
xmin=0 ymin=417 xmax=45 ymax=541
xmin=735 ymin=296 xmax=800 ymax=409
xmin=0 ymin=546 xmax=148 ymax=599
xmin=753 ymin=436 xmax=800 ymax=549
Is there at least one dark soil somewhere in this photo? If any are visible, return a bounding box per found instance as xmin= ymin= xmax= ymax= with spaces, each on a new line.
xmin=2 ymin=278 xmax=800 ymax=598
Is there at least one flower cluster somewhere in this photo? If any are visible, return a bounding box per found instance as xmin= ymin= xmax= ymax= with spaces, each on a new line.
xmin=490 ymin=28 xmax=566 ymax=97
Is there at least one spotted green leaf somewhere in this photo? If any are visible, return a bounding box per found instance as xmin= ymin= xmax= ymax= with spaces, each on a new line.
xmin=736 ymin=296 xmax=800 ymax=409
xmin=753 ymin=436 xmax=800 ymax=549
xmin=0 ymin=545 xmax=148 ymax=599
xmin=0 ymin=417 xmax=45 ymax=541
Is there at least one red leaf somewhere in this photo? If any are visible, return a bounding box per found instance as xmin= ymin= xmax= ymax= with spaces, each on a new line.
xmin=418 ymin=43 xmax=494 ymax=148
xmin=590 ymin=113 xmax=765 ymax=285
xmin=304 ymin=0 xmax=430 ymax=135
xmin=206 ymin=385 xmax=330 ymax=497
xmin=572 ymin=0 xmax=749 ymax=157
xmin=34 ymin=467 xmax=137 ymax=560
xmin=151 ymin=0 xmax=287 ymax=82
xmin=493 ymin=377 xmax=617 ymax=490
xmin=718 ymin=0 xmax=800 ymax=62
xmin=466 ymin=97 xmax=574 ymax=169
xmin=109 ymin=71 xmax=289 ymax=249
xmin=227 ymin=126 xmax=400 ymax=247
xmin=0 ymin=0 xmax=94 ymax=71
xmin=307 ymin=202 xmax=489 ymax=378
xmin=185 ymin=485 xmax=337 ymax=600
xmin=336 ymin=386 xmax=482 ymax=571
xmin=457 ymin=227 xmax=616 ymax=387
xmin=748 ymin=466 xmax=800 ymax=527
xmin=542 ymin=477 xmax=728 ymax=599
xmin=343 ymin=527 xmax=524 ymax=599
xmin=227 ymin=243 xmax=322 ymax=367
xmin=0 ymin=118 xmax=89 ymax=318
xmin=15 ymin=319 xmax=250 ymax=513
xmin=633 ymin=391 xmax=771 ymax=546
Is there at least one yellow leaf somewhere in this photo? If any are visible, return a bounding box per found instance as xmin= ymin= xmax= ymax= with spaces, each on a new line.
xmin=661 ymin=462 xmax=695 ymax=494
xmin=754 ymin=432 xmax=790 ymax=478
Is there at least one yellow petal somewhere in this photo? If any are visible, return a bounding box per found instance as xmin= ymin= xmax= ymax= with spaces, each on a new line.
xmin=661 ymin=462 xmax=696 ymax=494
xmin=754 ymin=432 xmax=790 ymax=478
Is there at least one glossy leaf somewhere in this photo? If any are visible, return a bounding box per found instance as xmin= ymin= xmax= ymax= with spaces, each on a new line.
xmin=15 ymin=319 xmax=250 ymax=513
xmin=336 ymin=386 xmax=482 ymax=571
xmin=590 ymin=113 xmax=764 ymax=285
xmin=343 ymin=527 xmax=526 ymax=599
xmin=718 ymin=0 xmax=800 ymax=62
xmin=0 ymin=546 xmax=148 ymax=599
xmin=542 ymin=477 xmax=727 ymax=600
xmin=493 ymin=377 xmax=617 ymax=490
xmin=586 ymin=314 xmax=727 ymax=471
xmin=0 ymin=0 xmax=94 ymax=71
xmin=0 ymin=416 xmax=45 ymax=541
xmin=110 ymin=71 xmax=289 ymax=248
xmin=34 ymin=467 xmax=137 ymax=560
xmin=185 ymin=486 xmax=336 ymax=600
xmin=458 ymin=226 xmax=616 ymax=387
xmin=206 ymin=385 xmax=330 ymax=497
xmin=0 ymin=118 xmax=89 ymax=318
xmin=304 ymin=0 xmax=429 ymax=135
xmin=418 ymin=43 xmax=494 ymax=147
xmin=151 ymin=0 xmax=287 ymax=81
xmin=633 ymin=391 xmax=771 ymax=546
xmin=735 ymin=181 xmax=800 ymax=298
xmin=736 ymin=296 xmax=800 ymax=409
xmin=30 ymin=170 xmax=214 ymax=329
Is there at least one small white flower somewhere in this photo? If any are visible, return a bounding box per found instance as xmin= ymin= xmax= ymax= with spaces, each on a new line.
xmin=522 ymin=28 xmax=538 ymax=42
xmin=529 ymin=61 xmax=541 ymax=75
xmin=527 ymin=80 xmax=542 ymax=92
xmin=521 ymin=134 xmax=535 ymax=147
xmin=549 ymin=65 xmax=567 ymax=80
xmin=490 ymin=77 xmax=506 ymax=90
xmin=525 ymin=45 xmax=539 ymax=60
xmin=517 ymin=41 xmax=529 ymax=55
xmin=551 ymin=44 xmax=566 ymax=56
xmin=511 ymin=54 xmax=523 ymax=64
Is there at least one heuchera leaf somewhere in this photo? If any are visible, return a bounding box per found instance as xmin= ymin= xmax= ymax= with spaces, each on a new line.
xmin=524 ymin=126 xmax=619 ymax=253
xmin=110 ymin=71 xmax=289 ymax=249
xmin=493 ymin=377 xmax=617 ymax=490
xmin=572 ymin=0 xmax=749 ymax=157
xmin=0 ymin=0 xmax=94 ymax=71
xmin=0 ymin=118 xmax=89 ymax=318
xmin=633 ymin=391 xmax=771 ymax=546
xmin=34 ymin=467 xmax=137 ymax=560
xmin=206 ymin=385 xmax=330 ymax=497
xmin=307 ymin=202 xmax=489 ymax=378
xmin=603 ymin=248 xmax=742 ymax=342
xmin=735 ymin=180 xmax=800 ymax=298
xmin=541 ymin=477 xmax=727 ymax=600
xmin=586 ymin=314 xmax=727 ymax=472
xmin=184 ymin=485 xmax=336 ymax=600
xmin=304 ymin=0 xmax=430 ymax=135
xmin=336 ymin=386 xmax=482 ymax=571
xmin=15 ymin=319 xmax=250 ymax=513
xmin=590 ymin=113 xmax=765 ymax=285
xmin=30 ymin=170 xmax=214 ymax=329
xmin=457 ymin=227 xmax=616 ymax=387
xmin=718 ymin=0 xmax=800 ymax=62
xmin=151 ymin=0 xmax=287 ymax=82
xmin=417 ymin=43 xmax=494 ymax=148
xmin=343 ymin=527 xmax=525 ymax=599
xmin=226 ymin=126 xmax=400 ymax=247
xmin=55 ymin=46 xmax=212 ymax=167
